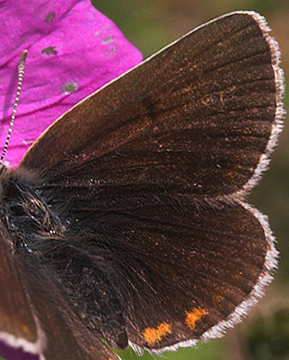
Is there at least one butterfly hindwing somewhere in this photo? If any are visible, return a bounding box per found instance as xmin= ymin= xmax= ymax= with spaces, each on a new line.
xmin=111 ymin=200 xmax=273 ymax=349
xmin=0 ymin=223 xmax=118 ymax=359
xmin=0 ymin=224 xmax=38 ymax=344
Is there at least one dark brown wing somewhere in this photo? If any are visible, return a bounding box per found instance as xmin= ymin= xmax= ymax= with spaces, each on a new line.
xmin=90 ymin=199 xmax=275 ymax=350
xmin=20 ymin=12 xmax=283 ymax=199
xmin=0 ymin=223 xmax=118 ymax=360
xmin=0 ymin=225 xmax=38 ymax=345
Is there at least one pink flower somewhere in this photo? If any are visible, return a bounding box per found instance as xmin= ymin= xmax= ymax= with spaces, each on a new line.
xmin=0 ymin=0 xmax=142 ymax=358
xmin=0 ymin=0 xmax=142 ymax=168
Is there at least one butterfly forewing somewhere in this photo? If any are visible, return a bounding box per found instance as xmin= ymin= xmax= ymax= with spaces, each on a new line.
xmin=21 ymin=12 xmax=280 ymax=199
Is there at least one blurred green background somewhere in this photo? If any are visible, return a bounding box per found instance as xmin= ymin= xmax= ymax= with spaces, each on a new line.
xmin=92 ymin=0 xmax=289 ymax=360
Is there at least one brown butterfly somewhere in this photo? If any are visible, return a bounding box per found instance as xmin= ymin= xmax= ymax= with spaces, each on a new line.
xmin=0 ymin=11 xmax=284 ymax=360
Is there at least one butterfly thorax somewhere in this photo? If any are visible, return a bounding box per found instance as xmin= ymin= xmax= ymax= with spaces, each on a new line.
xmin=0 ymin=170 xmax=64 ymax=252
xmin=0 ymin=169 xmax=128 ymax=349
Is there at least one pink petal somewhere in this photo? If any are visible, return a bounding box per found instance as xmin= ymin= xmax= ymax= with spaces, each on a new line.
xmin=0 ymin=0 xmax=142 ymax=168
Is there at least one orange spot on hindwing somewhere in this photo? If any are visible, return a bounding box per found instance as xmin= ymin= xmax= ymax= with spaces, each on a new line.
xmin=185 ymin=307 xmax=208 ymax=330
xmin=143 ymin=322 xmax=172 ymax=345
xmin=212 ymin=293 xmax=225 ymax=309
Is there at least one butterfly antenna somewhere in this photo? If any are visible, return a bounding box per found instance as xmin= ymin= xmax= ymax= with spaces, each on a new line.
xmin=0 ymin=50 xmax=27 ymax=163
